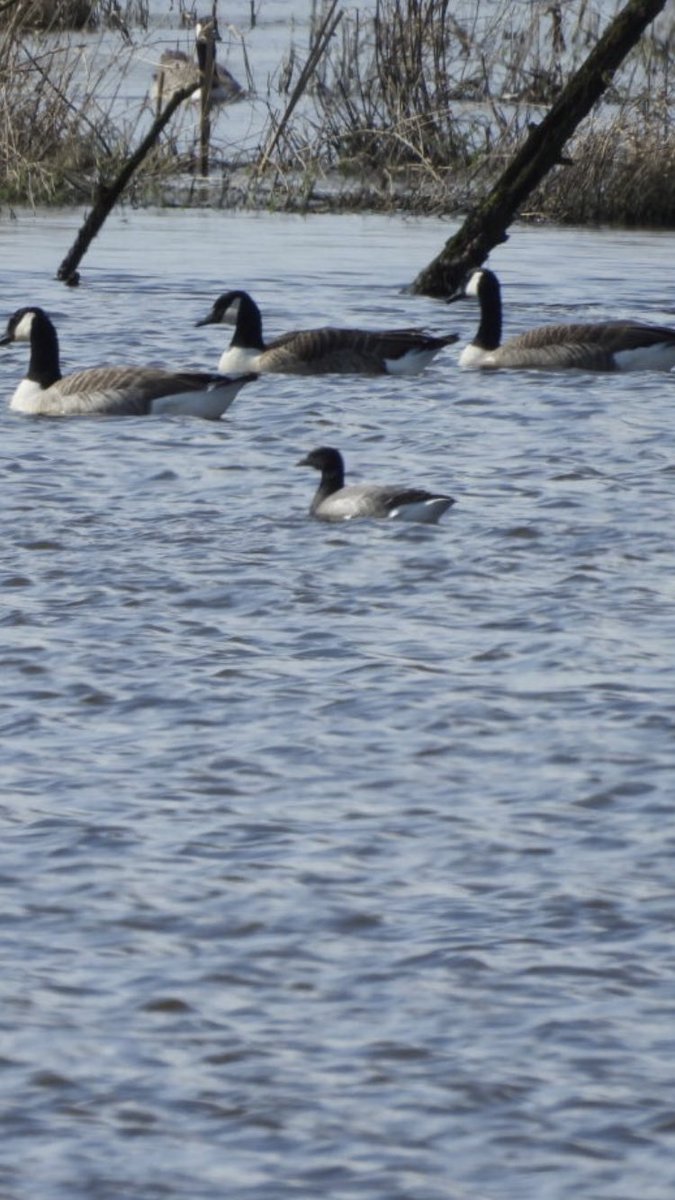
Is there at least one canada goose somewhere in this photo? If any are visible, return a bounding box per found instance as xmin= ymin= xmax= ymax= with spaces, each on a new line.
xmin=152 ymin=16 xmax=244 ymax=108
xmin=196 ymin=290 xmax=459 ymax=376
xmin=0 ymin=306 xmax=257 ymax=419
xmin=455 ymin=267 xmax=675 ymax=371
xmin=298 ymin=447 xmax=455 ymax=523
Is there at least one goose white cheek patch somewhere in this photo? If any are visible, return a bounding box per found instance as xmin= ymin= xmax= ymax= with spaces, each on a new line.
xmin=14 ymin=312 xmax=36 ymax=341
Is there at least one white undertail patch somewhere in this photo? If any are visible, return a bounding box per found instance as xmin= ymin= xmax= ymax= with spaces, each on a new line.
xmin=384 ymin=348 xmax=439 ymax=376
xmin=614 ymin=342 xmax=675 ymax=372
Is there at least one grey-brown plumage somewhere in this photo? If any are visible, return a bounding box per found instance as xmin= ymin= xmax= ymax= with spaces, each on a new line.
xmin=457 ymin=268 xmax=675 ymax=372
xmin=0 ymin=306 xmax=256 ymax=419
xmin=197 ymin=290 xmax=459 ymax=376
xmin=298 ymin=447 xmax=455 ymax=523
xmin=152 ymin=16 xmax=244 ymax=108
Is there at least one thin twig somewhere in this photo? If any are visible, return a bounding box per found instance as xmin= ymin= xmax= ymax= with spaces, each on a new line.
xmin=20 ymin=43 xmax=113 ymax=157
xmin=257 ymin=0 xmax=342 ymax=172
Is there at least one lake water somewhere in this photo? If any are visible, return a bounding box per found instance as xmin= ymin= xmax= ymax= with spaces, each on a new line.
xmin=1 ymin=208 xmax=675 ymax=1200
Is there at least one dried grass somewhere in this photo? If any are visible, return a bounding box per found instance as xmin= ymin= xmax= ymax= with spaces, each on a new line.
xmin=0 ymin=0 xmax=672 ymax=225
xmin=0 ymin=28 xmax=128 ymax=202
xmin=0 ymin=1 xmax=148 ymax=31
xmin=0 ymin=1 xmax=190 ymax=204
xmin=531 ymin=112 xmax=675 ymax=226
xmin=0 ymin=1 xmax=94 ymax=30
xmin=255 ymin=0 xmax=674 ymax=226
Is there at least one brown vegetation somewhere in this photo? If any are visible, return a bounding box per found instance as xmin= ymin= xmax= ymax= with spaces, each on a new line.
xmin=0 ymin=1 xmax=94 ymax=30
xmin=0 ymin=22 xmax=132 ymax=203
xmin=0 ymin=1 xmax=197 ymax=204
xmin=246 ymin=0 xmax=667 ymax=228
xmin=256 ymin=0 xmax=673 ymax=228
xmin=0 ymin=0 xmax=671 ymax=228
xmin=532 ymin=117 xmax=675 ymax=226
xmin=0 ymin=0 xmax=150 ymax=30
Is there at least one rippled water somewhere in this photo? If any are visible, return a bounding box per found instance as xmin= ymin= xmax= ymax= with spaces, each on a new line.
xmin=1 ymin=209 xmax=675 ymax=1200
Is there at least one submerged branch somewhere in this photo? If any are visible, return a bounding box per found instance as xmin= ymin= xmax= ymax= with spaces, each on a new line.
xmin=410 ymin=0 xmax=668 ymax=297
xmin=56 ymin=82 xmax=195 ymax=284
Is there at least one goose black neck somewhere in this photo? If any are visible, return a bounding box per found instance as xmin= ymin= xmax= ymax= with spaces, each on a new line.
xmin=196 ymin=36 xmax=216 ymax=77
xmin=475 ymin=270 xmax=502 ymax=351
xmin=28 ymin=310 xmax=62 ymax=387
xmin=317 ymin=454 xmax=345 ymax=500
xmin=233 ymin=292 xmax=265 ymax=351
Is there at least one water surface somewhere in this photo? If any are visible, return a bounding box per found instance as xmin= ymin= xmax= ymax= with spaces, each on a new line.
xmin=1 ymin=209 xmax=674 ymax=1200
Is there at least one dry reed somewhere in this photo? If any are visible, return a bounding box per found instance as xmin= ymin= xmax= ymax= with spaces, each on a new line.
xmin=253 ymin=0 xmax=674 ymax=226
xmin=0 ymin=0 xmax=671 ymax=226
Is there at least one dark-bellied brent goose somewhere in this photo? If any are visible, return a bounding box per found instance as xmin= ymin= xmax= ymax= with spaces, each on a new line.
xmin=298 ymin=447 xmax=455 ymax=523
